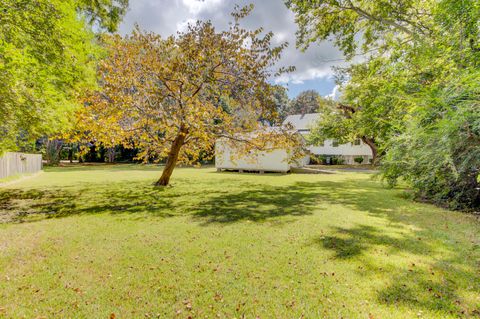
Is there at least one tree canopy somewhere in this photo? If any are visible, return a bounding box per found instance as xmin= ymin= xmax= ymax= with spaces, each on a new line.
xmin=0 ymin=0 xmax=128 ymax=153
xmin=288 ymin=0 xmax=480 ymax=209
xmin=75 ymin=6 xmax=302 ymax=186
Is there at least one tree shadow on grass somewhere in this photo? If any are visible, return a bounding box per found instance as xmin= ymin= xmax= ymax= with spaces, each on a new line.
xmin=296 ymin=179 xmax=480 ymax=317
xmin=192 ymin=179 xmax=401 ymax=225
xmin=0 ymin=179 xmax=322 ymax=224
xmin=0 ymin=182 xmax=179 ymax=223
xmin=45 ymin=163 xmax=165 ymax=173
xmin=192 ymin=178 xmax=480 ymax=315
xmin=376 ymin=268 xmax=470 ymax=316
xmin=191 ymin=184 xmax=320 ymax=224
xmin=1 ymin=176 xmax=479 ymax=315
xmin=316 ymin=224 xmax=431 ymax=259
xmin=312 ymin=224 xmax=480 ymax=316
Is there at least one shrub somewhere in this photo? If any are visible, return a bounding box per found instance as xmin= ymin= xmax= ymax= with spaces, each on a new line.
xmin=332 ymin=156 xmax=345 ymax=165
xmin=381 ymin=71 xmax=480 ymax=210
xmin=354 ymin=157 xmax=364 ymax=164
xmin=310 ymin=155 xmax=327 ymax=165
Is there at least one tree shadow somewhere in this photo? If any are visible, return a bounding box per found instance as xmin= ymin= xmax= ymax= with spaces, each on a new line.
xmin=1 ymin=174 xmax=479 ymax=315
xmin=294 ymin=179 xmax=480 ymax=317
xmin=0 ymin=179 xmax=327 ymax=225
xmin=376 ymin=268 xmax=468 ymax=315
xmin=191 ymin=184 xmax=320 ymax=224
xmin=0 ymin=182 xmax=179 ymax=223
xmin=0 ymin=178 xmax=322 ymax=224
xmin=312 ymin=223 xmax=480 ymax=316
xmin=315 ymin=224 xmax=431 ymax=259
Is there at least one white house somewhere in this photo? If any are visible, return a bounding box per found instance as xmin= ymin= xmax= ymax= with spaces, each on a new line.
xmin=283 ymin=113 xmax=373 ymax=164
xmin=215 ymin=131 xmax=309 ymax=173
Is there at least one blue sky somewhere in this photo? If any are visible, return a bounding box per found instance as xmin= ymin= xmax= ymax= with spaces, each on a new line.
xmin=119 ymin=0 xmax=347 ymax=99
xmin=284 ymin=78 xmax=337 ymax=99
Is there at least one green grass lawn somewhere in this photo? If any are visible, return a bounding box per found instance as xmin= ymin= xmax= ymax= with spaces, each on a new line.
xmin=0 ymin=165 xmax=479 ymax=318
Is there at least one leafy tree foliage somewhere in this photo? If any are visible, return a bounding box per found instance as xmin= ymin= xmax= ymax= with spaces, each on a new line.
xmin=288 ymin=90 xmax=321 ymax=115
xmin=287 ymin=0 xmax=435 ymax=58
xmin=308 ymin=58 xmax=411 ymax=162
xmin=382 ymin=71 xmax=480 ymax=209
xmin=0 ymin=0 xmax=128 ymax=153
xmin=77 ymin=0 xmax=129 ymax=32
xmin=288 ymin=0 xmax=480 ymax=209
xmin=271 ymin=85 xmax=291 ymax=122
xmin=76 ymin=6 xmax=302 ymax=186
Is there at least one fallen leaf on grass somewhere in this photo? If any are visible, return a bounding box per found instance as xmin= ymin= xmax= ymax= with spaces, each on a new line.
xmin=214 ymin=293 xmax=223 ymax=302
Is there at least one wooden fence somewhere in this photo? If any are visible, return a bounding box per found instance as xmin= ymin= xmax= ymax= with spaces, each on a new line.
xmin=0 ymin=152 xmax=43 ymax=179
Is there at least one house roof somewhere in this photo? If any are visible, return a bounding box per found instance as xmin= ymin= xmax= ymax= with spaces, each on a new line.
xmin=283 ymin=113 xmax=320 ymax=131
xmin=217 ymin=126 xmax=302 ymax=140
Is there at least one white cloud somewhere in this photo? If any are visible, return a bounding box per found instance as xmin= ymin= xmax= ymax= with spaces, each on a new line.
xmin=326 ymin=85 xmax=342 ymax=100
xmin=182 ymin=0 xmax=224 ymax=14
xmin=119 ymin=0 xmax=347 ymax=88
xmin=276 ymin=67 xmax=334 ymax=84
xmin=176 ymin=18 xmax=197 ymax=32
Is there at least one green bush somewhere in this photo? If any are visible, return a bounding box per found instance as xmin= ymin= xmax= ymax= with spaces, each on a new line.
xmin=309 ymin=155 xmax=327 ymax=165
xmin=382 ymin=71 xmax=480 ymax=211
xmin=354 ymin=157 xmax=364 ymax=164
xmin=331 ymin=156 xmax=345 ymax=165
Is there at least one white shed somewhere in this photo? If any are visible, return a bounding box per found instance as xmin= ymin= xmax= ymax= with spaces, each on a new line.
xmin=215 ymin=134 xmax=309 ymax=173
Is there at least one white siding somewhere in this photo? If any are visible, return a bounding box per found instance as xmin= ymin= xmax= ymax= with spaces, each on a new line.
xmin=215 ymin=140 xmax=291 ymax=172
xmin=283 ymin=113 xmax=373 ymax=160
xmin=306 ymin=138 xmax=372 ymax=156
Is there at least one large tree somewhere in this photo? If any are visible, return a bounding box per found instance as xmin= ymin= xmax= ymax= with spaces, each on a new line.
xmin=76 ymin=6 xmax=301 ymax=186
xmin=287 ymin=0 xmax=480 ymax=209
xmin=0 ymin=0 xmax=128 ymax=153
xmin=307 ymin=58 xmax=411 ymax=163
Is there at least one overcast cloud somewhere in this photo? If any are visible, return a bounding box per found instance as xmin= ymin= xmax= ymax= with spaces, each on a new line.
xmin=119 ymin=0 xmax=347 ymax=97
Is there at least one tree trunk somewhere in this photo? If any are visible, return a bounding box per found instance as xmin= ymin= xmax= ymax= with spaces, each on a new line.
xmin=46 ymin=139 xmax=63 ymax=165
xmin=361 ymin=136 xmax=378 ymax=164
xmin=106 ymin=147 xmax=115 ymax=163
xmin=155 ymin=129 xmax=188 ymax=186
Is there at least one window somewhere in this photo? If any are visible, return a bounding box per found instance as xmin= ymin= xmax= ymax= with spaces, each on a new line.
xmin=332 ymin=139 xmax=339 ymax=147
xmin=354 ymin=139 xmax=361 ymax=145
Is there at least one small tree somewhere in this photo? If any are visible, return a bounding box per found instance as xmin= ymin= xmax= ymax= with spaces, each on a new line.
xmin=271 ymin=85 xmax=291 ymax=122
xmin=77 ymin=5 xmax=301 ymax=186
xmin=288 ymin=90 xmax=321 ymax=115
